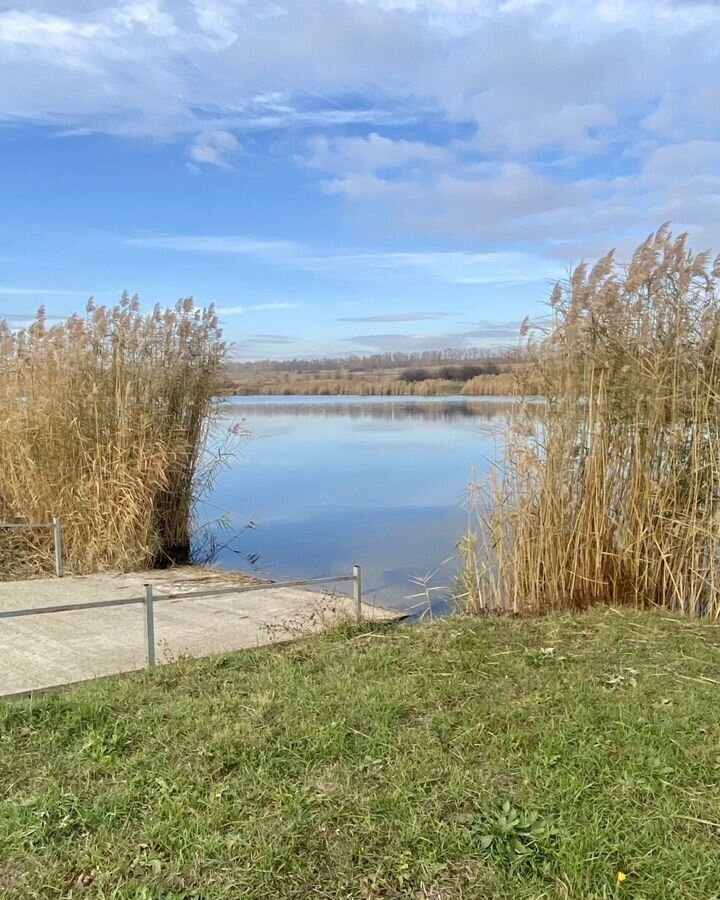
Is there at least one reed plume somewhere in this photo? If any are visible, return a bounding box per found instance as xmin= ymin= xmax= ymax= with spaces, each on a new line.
xmin=468 ymin=226 xmax=720 ymax=618
xmin=0 ymin=294 xmax=226 ymax=577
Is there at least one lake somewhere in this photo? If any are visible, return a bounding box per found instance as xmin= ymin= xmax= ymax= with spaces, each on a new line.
xmin=202 ymin=396 xmax=512 ymax=614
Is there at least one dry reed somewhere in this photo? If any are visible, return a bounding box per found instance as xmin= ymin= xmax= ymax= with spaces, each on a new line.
xmin=0 ymin=295 xmax=226 ymax=577
xmin=227 ymin=373 xmax=517 ymax=397
xmin=468 ymin=226 xmax=720 ymax=618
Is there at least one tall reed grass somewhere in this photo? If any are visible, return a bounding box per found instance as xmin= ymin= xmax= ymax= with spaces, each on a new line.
xmin=0 ymin=295 xmax=227 ymax=577
xmin=467 ymin=226 xmax=720 ymax=618
xmin=227 ymin=373 xmax=517 ymax=397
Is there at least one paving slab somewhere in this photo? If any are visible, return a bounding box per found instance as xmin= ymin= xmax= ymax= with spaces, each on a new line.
xmin=0 ymin=568 xmax=400 ymax=698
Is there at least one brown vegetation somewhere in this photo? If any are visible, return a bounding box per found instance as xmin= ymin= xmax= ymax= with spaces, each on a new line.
xmin=223 ymin=348 xmax=523 ymax=397
xmin=468 ymin=226 xmax=720 ymax=618
xmin=0 ymin=295 xmax=226 ymax=577
xmin=223 ymin=373 xmax=517 ymax=397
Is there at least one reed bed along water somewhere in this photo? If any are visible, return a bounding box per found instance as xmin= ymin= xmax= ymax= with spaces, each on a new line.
xmin=0 ymin=295 xmax=226 ymax=577
xmin=227 ymin=372 xmax=517 ymax=397
xmin=468 ymin=226 xmax=720 ymax=618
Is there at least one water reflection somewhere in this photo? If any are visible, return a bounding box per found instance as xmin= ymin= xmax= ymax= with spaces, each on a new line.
xmin=220 ymin=396 xmax=518 ymax=423
xmin=202 ymin=395 xmax=511 ymax=613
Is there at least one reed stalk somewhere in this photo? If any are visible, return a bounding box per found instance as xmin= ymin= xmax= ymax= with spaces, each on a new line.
xmin=469 ymin=226 xmax=720 ymax=617
xmin=0 ymin=294 xmax=226 ymax=577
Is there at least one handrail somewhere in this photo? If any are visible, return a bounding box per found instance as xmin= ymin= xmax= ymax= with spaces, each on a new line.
xmin=0 ymin=565 xmax=363 ymax=669
xmin=0 ymin=522 xmax=54 ymax=529
xmin=165 ymin=574 xmax=354 ymax=601
xmin=0 ymin=596 xmax=145 ymax=619
xmin=0 ymin=516 xmax=64 ymax=576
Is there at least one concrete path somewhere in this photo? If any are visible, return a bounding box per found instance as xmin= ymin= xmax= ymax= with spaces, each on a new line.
xmin=0 ymin=568 xmax=399 ymax=698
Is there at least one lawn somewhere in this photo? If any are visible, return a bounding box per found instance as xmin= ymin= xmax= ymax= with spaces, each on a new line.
xmin=2 ymin=608 xmax=720 ymax=898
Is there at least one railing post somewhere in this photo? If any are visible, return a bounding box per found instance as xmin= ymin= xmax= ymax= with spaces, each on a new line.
xmin=144 ymin=583 xmax=157 ymax=669
xmin=353 ymin=565 xmax=362 ymax=622
xmin=53 ymin=516 xmax=63 ymax=577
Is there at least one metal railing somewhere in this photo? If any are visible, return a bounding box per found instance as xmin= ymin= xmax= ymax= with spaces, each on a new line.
xmin=0 ymin=516 xmax=63 ymax=577
xmin=0 ymin=564 xmax=362 ymax=670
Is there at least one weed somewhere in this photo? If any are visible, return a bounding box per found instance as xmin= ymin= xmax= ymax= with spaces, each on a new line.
xmin=477 ymin=801 xmax=558 ymax=873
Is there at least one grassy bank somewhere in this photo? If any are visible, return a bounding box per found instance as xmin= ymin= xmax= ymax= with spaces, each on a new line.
xmin=2 ymin=608 xmax=720 ymax=898
xmin=0 ymin=296 xmax=227 ymax=577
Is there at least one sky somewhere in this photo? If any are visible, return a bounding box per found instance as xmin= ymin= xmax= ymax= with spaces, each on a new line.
xmin=1 ymin=0 xmax=719 ymax=359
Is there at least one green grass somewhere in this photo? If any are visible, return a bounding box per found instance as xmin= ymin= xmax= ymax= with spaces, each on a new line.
xmin=2 ymin=608 xmax=720 ymax=898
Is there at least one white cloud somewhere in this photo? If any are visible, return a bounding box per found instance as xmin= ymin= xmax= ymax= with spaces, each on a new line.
xmin=306 ymin=133 xmax=451 ymax=174
xmin=342 ymin=322 xmax=525 ymax=353
xmin=125 ymin=232 xmax=558 ymax=283
xmin=338 ymin=311 xmax=450 ymax=322
xmin=2 ymin=0 xmax=720 ymax=254
xmin=113 ymin=1 xmax=178 ymax=36
xmin=305 ymin=248 xmax=557 ymax=284
xmin=323 ymin=163 xmax=587 ymax=242
xmin=252 ymin=302 xmax=302 ymax=311
xmin=188 ymin=130 xmax=241 ymax=169
xmin=0 ymin=10 xmax=108 ymax=48
xmin=216 ymin=302 xmax=302 ymax=315
xmin=127 ymin=234 xmax=301 ymax=256
xmin=0 ymin=285 xmax=92 ymax=295
xmin=490 ymin=103 xmax=617 ymax=156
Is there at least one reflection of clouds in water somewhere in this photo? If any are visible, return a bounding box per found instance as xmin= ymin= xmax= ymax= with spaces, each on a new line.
xmin=340 ymin=439 xmax=456 ymax=454
xmin=204 ymin=396 xmax=517 ymax=610
xmin=207 ymin=423 xmax=290 ymax=446
xmin=348 ymin=421 xmax=427 ymax=432
xmin=347 ymin=421 xmax=507 ymax=439
xmin=225 ymin=504 xmax=468 ymax=611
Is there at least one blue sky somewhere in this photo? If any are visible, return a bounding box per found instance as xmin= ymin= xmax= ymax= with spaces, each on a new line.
xmin=1 ymin=0 xmax=719 ymax=359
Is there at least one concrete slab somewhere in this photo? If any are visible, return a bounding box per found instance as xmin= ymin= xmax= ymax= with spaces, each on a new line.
xmin=0 ymin=568 xmax=400 ymax=698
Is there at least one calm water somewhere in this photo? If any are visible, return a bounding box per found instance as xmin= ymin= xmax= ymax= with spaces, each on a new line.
xmin=201 ymin=396 xmax=512 ymax=613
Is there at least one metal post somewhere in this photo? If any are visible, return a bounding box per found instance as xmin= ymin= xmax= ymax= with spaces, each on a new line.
xmin=353 ymin=565 xmax=362 ymax=622
xmin=53 ymin=516 xmax=63 ymax=577
xmin=144 ymin=583 xmax=157 ymax=669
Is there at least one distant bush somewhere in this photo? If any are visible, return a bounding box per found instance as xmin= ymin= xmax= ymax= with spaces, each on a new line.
xmin=401 ymin=367 xmax=432 ymax=382
xmin=437 ymin=364 xmax=500 ymax=381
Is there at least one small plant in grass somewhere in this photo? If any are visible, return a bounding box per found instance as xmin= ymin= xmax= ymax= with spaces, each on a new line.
xmin=78 ymin=724 xmax=132 ymax=762
xmin=477 ymin=802 xmax=558 ymax=873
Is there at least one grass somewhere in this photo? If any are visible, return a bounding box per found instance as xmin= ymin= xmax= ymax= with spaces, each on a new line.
xmin=2 ymin=608 xmax=720 ymax=898
xmin=0 ymin=296 xmax=228 ymax=577
xmin=471 ymin=226 xmax=720 ymax=617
